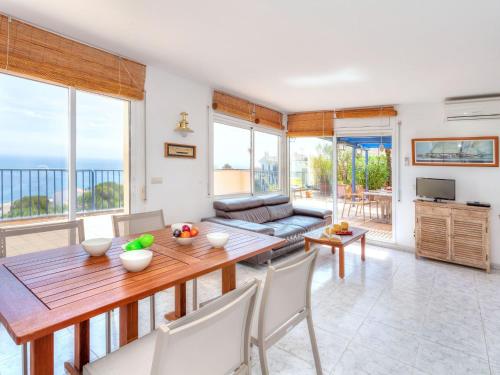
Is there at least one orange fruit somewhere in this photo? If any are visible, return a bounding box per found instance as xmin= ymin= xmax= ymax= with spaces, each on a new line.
xmin=190 ymin=228 xmax=199 ymax=237
xmin=180 ymin=231 xmax=191 ymax=238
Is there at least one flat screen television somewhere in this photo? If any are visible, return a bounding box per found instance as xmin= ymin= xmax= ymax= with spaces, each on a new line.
xmin=416 ymin=178 xmax=455 ymax=201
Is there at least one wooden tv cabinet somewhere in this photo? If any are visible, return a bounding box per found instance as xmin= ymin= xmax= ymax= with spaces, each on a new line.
xmin=414 ymin=200 xmax=490 ymax=272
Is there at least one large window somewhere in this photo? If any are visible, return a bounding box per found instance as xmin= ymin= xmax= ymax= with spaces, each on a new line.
xmin=213 ymin=119 xmax=282 ymax=196
xmin=0 ymin=73 xmax=129 ymax=240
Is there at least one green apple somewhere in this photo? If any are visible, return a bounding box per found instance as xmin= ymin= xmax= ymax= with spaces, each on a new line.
xmin=125 ymin=239 xmax=143 ymax=251
xmin=139 ymin=234 xmax=154 ymax=248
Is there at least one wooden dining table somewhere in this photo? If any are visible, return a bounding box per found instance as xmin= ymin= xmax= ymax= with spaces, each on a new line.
xmin=0 ymin=222 xmax=285 ymax=375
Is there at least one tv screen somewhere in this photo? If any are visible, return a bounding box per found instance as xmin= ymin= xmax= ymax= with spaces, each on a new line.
xmin=416 ymin=178 xmax=455 ymax=201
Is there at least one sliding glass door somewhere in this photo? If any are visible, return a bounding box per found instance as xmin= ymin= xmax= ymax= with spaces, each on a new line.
xmin=76 ymin=90 xmax=129 ymax=238
xmin=0 ymin=73 xmax=130 ymax=254
xmin=289 ymin=136 xmax=334 ymax=210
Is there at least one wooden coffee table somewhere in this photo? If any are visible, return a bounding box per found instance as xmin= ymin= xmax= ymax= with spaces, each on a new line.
xmin=303 ymin=226 xmax=368 ymax=278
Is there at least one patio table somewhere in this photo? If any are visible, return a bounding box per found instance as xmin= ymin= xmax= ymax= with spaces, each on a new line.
xmin=364 ymin=190 xmax=392 ymax=223
xmin=0 ymin=222 xmax=285 ymax=375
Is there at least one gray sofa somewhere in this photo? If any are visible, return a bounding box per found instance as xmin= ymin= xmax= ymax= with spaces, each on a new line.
xmin=202 ymin=194 xmax=332 ymax=264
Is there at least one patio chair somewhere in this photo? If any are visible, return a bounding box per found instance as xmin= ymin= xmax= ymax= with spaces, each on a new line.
xmin=341 ymin=185 xmax=377 ymax=221
xmin=251 ymin=248 xmax=322 ymax=375
xmin=0 ymin=220 xmax=85 ymax=375
xmin=83 ymin=278 xmax=259 ymax=375
xmin=112 ymin=211 xmax=200 ymax=340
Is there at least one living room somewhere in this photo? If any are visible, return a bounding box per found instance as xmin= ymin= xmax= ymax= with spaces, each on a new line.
xmin=1 ymin=1 xmax=499 ymax=375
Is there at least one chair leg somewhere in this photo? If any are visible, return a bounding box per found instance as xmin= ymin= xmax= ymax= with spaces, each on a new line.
xmin=341 ymin=201 xmax=346 ymax=217
xmin=258 ymin=344 xmax=270 ymax=375
xmin=363 ymin=203 xmax=366 ymax=222
xmin=150 ymin=295 xmax=156 ymax=331
xmin=192 ymin=279 xmax=198 ymax=311
xmin=306 ymin=314 xmax=323 ymax=375
xmin=22 ymin=343 xmax=28 ymax=375
xmin=105 ymin=310 xmax=112 ymax=354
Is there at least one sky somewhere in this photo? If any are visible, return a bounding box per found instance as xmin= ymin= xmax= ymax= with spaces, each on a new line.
xmin=0 ymin=73 xmax=127 ymax=168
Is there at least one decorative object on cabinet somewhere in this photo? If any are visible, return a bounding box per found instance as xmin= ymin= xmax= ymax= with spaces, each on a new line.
xmin=414 ymin=200 xmax=490 ymax=272
xmin=412 ymin=136 xmax=499 ymax=167
xmin=164 ymin=143 xmax=196 ymax=158
xmin=174 ymin=112 xmax=194 ymax=136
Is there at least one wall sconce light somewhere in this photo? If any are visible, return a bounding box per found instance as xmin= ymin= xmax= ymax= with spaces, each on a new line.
xmin=174 ymin=112 xmax=194 ymax=136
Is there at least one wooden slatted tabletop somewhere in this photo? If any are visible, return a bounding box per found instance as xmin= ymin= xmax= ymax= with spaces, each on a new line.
xmin=0 ymin=221 xmax=286 ymax=375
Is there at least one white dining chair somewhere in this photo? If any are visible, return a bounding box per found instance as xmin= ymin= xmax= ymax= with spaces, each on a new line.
xmin=83 ymin=278 xmax=259 ymax=375
xmin=0 ymin=220 xmax=85 ymax=375
xmin=251 ymin=248 xmax=322 ymax=375
xmin=112 ymin=211 xmax=199 ymax=341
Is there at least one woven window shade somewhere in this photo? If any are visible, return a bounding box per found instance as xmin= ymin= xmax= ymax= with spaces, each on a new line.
xmin=334 ymin=106 xmax=397 ymax=119
xmin=0 ymin=15 xmax=146 ymax=100
xmin=212 ymin=91 xmax=283 ymax=129
xmin=287 ymin=111 xmax=334 ymax=137
xmin=212 ymin=91 xmax=254 ymax=122
xmin=254 ymin=104 xmax=283 ymax=130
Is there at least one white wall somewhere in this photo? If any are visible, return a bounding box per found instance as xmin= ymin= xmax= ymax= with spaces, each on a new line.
xmin=130 ymin=65 xmax=214 ymax=224
xmin=396 ymin=103 xmax=500 ymax=264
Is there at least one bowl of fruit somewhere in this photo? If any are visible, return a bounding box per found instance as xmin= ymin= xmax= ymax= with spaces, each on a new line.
xmin=122 ymin=233 xmax=155 ymax=251
xmin=172 ymin=223 xmax=199 ymax=245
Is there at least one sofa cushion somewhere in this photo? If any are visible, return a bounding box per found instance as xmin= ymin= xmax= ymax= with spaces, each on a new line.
xmin=267 ymin=203 xmax=294 ymax=221
xmin=225 ymin=206 xmax=271 ymax=224
xmin=275 ymin=215 xmax=325 ymax=231
xmin=264 ymin=222 xmax=305 ymax=242
xmin=261 ymin=194 xmax=289 ymax=206
xmin=213 ymin=196 xmax=264 ymax=212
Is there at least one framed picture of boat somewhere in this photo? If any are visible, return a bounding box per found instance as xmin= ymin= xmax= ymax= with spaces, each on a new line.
xmin=412 ymin=136 xmax=499 ymax=167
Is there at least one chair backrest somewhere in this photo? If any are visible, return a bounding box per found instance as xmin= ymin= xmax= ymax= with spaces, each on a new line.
xmin=258 ymin=249 xmax=318 ymax=339
xmin=0 ymin=220 xmax=85 ymax=258
xmin=151 ymin=279 xmax=259 ymax=375
xmin=112 ymin=210 xmax=165 ymax=237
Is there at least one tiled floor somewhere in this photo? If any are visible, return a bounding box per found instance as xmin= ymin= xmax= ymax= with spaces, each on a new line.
xmin=1 ymin=242 xmax=499 ymax=375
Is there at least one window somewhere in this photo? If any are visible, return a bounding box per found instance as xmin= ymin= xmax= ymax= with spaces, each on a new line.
xmin=0 ymin=73 xmax=69 ymax=221
xmin=213 ymin=122 xmax=251 ymax=196
xmin=254 ymin=131 xmax=280 ymax=193
xmin=0 ymin=72 xmax=130 ymax=240
xmin=212 ymin=118 xmax=282 ymax=196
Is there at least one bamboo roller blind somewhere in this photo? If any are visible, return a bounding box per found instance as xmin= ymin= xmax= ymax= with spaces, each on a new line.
xmin=212 ymin=91 xmax=283 ymax=130
xmin=287 ymin=111 xmax=334 ymax=137
xmin=0 ymin=15 xmax=146 ymax=100
xmin=334 ymin=106 xmax=397 ymax=119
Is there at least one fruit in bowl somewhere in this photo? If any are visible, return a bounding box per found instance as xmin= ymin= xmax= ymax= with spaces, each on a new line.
xmin=173 ymin=224 xmax=199 ymax=245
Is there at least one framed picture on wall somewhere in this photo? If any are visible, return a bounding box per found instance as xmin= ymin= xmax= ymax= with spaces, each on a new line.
xmin=412 ymin=136 xmax=499 ymax=167
xmin=164 ymin=143 xmax=196 ymax=158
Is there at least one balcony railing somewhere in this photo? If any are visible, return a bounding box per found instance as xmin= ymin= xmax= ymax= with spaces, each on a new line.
xmin=0 ymin=169 xmax=124 ymax=221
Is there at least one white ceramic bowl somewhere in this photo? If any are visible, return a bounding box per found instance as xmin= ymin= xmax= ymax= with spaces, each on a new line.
xmin=82 ymin=238 xmax=112 ymax=256
xmin=171 ymin=222 xmax=193 ymax=232
xmin=119 ymin=250 xmax=153 ymax=272
xmin=175 ymin=237 xmax=194 ymax=246
xmin=207 ymin=232 xmax=230 ymax=248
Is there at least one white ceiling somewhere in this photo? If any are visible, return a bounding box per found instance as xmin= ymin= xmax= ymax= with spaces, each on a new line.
xmin=2 ymin=0 xmax=500 ymax=112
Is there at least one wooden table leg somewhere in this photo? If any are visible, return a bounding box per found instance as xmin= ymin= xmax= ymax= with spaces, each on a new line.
xmin=119 ymin=301 xmax=138 ymax=347
xmin=165 ymin=283 xmax=187 ymax=321
xmin=331 ymin=245 xmax=336 ymax=255
xmin=64 ymin=319 xmax=90 ymax=374
xmin=222 ymin=264 xmax=236 ymax=294
xmin=361 ymin=234 xmax=366 ymax=261
xmin=304 ymin=238 xmax=310 ymax=252
xmin=338 ymin=245 xmax=345 ymax=279
xmin=30 ymin=333 xmax=53 ymax=375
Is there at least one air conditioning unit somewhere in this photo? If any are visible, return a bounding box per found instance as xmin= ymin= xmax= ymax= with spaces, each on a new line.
xmin=445 ymin=97 xmax=500 ymax=121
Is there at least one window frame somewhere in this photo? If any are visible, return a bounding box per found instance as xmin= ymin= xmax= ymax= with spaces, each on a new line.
xmin=210 ymin=112 xmax=285 ymax=198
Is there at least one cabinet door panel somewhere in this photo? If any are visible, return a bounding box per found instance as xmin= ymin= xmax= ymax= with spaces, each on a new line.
xmin=451 ymin=217 xmax=487 ymax=268
xmin=417 ymin=215 xmax=450 ymax=260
